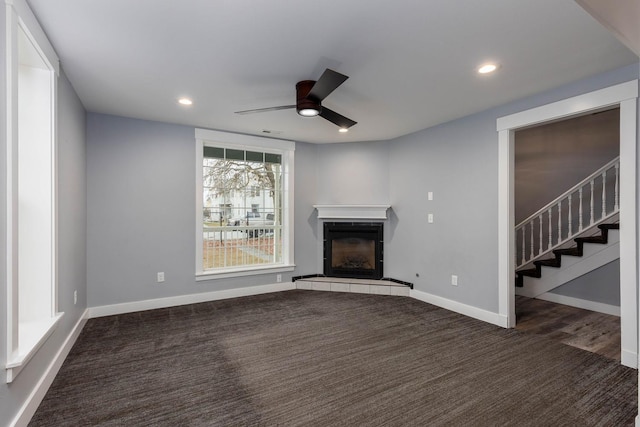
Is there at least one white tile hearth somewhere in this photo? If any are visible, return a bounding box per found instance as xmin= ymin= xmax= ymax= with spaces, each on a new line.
xmin=312 ymin=281 xmax=331 ymax=291
xmin=331 ymin=282 xmax=351 ymax=292
xmin=296 ymin=281 xmax=312 ymax=290
xmin=370 ymin=285 xmax=391 ymax=295
xmin=350 ymin=284 xmax=370 ymax=294
xmin=295 ymin=277 xmax=410 ymax=297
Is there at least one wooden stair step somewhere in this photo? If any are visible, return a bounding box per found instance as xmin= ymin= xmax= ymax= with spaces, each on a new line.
xmin=517 ymin=268 xmax=541 ymax=278
xmin=598 ymin=223 xmax=619 ymax=230
xmin=534 ymin=258 xmax=561 ymax=268
xmin=517 ymin=221 xmax=618 ymax=288
xmin=575 ymin=236 xmax=607 ymax=244
xmin=553 ymin=247 xmax=582 ymax=257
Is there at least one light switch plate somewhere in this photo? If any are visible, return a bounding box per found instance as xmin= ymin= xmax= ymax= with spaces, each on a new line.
xmin=428 ymin=213 xmax=434 ymax=223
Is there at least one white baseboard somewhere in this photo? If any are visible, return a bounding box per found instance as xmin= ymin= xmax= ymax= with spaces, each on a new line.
xmin=621 ymin=349 xmax=638 ymax=369
xmin=410 ymin=289 xmax=505 ymax=327
xmin=10 ymin=284 xmax=634 ymax=427
xmin=87 ymin=282 xmax=296 ymax=318
xmin=534 ymin=292 xmax=620 ymax=317
xmin=10 ymin=310 xmax=88 ymax=427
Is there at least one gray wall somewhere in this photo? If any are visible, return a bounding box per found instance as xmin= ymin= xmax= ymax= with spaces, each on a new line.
xmin=292 ymin=141 xmax=321 ymax=275
xmin=85 ymin=62 xmax=639 ymax=315
xmin=515 ymin=109 xmax=620 ymax=223
xmin=380 ymin=63 xmax=639 ymax=313
xmin=386 ymin=111 xmax=500 ymax=310
xmin=315 ymin=141 xmax=390 ymax=205
xmin=86 ymin=115 xmax=321 ymax=307
xmin=0 ymin=68 xmax=87 ymax=426
xmin=549 ymin=259 xmax=620 ymax=306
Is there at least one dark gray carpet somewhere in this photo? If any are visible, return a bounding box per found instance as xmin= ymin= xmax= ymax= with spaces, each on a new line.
xmin=30 ymin=290 xmax=637 ymax=426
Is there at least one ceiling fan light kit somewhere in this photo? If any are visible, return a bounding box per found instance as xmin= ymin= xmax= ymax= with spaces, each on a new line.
xmin=296 ymin=80 xmax=321 ymax=117
xmin=235 ymin=68 xmax=357 ymax=130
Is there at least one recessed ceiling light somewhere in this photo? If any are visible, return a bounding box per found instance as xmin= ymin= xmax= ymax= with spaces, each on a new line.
xmin=338 ymin=127 xmax=349 ymax=133
xmin=178 ymin=97 xmax=193 ymax=106
xmin=478 ymin=63 xmax=498 ymax=74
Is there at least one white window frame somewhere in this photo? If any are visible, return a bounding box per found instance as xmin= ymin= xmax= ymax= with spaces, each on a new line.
xmin=195 ymin=128 xmax=295 ymax=280
xmin=5 ymin=0 xmax=62 ymax=383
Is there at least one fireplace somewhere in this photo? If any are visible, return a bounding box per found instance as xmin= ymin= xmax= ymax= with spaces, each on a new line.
xmin=323 ymin=222 xmax=383 ymax=279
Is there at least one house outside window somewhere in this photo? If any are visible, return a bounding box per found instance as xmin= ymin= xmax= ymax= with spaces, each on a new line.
xmin=195 ymin=129 xmax=295 ymax=279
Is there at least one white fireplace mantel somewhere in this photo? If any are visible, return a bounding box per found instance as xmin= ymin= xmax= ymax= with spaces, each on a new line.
xmin=313 ymin=204 xmax=391 ymax=220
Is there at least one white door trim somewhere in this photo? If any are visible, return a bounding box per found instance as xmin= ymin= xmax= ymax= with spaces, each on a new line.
xmin=496 ymin=80 xmax=638 ymax=367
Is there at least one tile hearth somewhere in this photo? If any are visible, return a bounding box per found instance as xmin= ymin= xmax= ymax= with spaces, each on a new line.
xmin=294 ymin=276 xmax=411 ymax=297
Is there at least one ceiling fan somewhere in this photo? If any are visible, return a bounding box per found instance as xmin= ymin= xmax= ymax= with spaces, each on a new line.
xmin=235 ymin=68 xmax=357 ymax=131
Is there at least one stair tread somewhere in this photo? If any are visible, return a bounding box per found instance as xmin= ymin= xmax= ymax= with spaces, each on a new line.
xmin=575 ymin=236 xmax=607 ymax=244
xmin=554 ymin=247 xmax=582 ymax=256
xmin=599 ymin=223 xmax=619 ymax=230
xmin=534 ymin=258 xmax=561 ymax=268
xmin=517 ymin=221 xmax=617 ymax=287
xmin=517 ymin=268 xmax=541 ymax=278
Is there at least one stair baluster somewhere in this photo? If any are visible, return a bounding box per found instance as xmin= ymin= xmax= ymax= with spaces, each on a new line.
xmin=538 ymin=214 xmax=543 ymax=257
xmin=557 ymin=201 xmax=562 ymax=242
xmin=530 ymin=222 xmax=534 ymax=262
xmin=614 ymin=163 xmax=619 ymax=211
xmin=521 ymin=227 xmax=525 ymax=265
xmin=548 ymin=208 xmax=552 ymax=251
xmin=590 ymin=179 xmax=595 ymax=226
xmin=568 ymin=194 xmax=572 ymax=236
xmin=602 ymin=171 xmax=607 ymax=218
xmin=578 ymin=188 xmax=583 ymax=231
xmin=515 ymin=157 xmax=619 ymax=270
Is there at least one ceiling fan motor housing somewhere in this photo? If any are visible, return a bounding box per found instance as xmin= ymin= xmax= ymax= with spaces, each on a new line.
xmin=234 ymin=69 xmax=355 ymax=128
xmin=296 ymin=80 xmax=321 ymax=116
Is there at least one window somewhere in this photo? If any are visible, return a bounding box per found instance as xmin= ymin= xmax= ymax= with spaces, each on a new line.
xmin=5 ymin=0 xmax=61 ymax=382
xmin=195 ymin=129 xmax=295 ymax=278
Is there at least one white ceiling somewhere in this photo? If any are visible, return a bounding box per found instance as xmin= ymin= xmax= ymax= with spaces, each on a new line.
xmin=26 ymin=0 xmax=638 ymax=144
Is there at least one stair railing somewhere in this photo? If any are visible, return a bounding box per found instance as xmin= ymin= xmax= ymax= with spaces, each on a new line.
xmin=515 ymin=156 xmax=620 ymax=269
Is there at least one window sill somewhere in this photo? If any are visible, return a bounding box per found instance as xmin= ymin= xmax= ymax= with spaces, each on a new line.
xmin=196 ymin=264 xmax=295 ymax=281
xmin=6 ymin=312 xmax=64 ymax=383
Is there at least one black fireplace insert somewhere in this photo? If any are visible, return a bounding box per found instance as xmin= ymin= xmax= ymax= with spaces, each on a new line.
xmin=323 ymin=222 xmax=383 ymax=279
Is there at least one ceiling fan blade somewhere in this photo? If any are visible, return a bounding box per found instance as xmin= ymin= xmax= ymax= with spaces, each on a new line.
xmin=235 ymin=105 xmax=295 ymax=115
xmin=319 ymin=107 xmax=357 ymax=129
xmin=308 ymin=69 xmax=348 ymax=102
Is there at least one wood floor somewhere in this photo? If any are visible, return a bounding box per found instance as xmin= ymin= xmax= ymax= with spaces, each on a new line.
xmin=515 ymin=295 xmax=621 ymax=361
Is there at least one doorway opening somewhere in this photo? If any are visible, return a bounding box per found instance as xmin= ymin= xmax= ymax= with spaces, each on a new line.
xmin=497 ymin=80 xmax=638 ymax=368
xmin=513 ymin=108 xmax=621 ymax=359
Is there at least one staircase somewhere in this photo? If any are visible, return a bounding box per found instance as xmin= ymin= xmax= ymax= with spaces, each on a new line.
xmin=515 ymin=157 xmax=620 ymax=292
xmin=516 ymin=222 xmax=619 ymax=287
